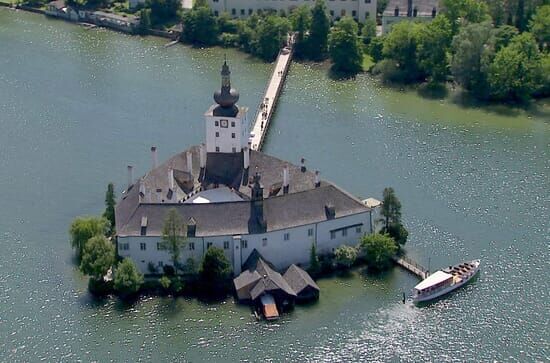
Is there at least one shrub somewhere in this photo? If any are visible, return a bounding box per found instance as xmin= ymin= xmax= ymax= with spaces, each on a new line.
xmin=334 ymin=245 xmax=358 ymax=269
xmin=80 ymin=235 xmax=115 ymax=281
xmin=159 ymin=275 xmax=171 ymax=290
xmin=69 ymin=216 xmax=110 ymax=262
xmin=308 ymin=243 xmax=321 ymax=277
xmin=199 ymin=247 xmax=232 ymax=294
xmin=114 ymin=258 xmax=144 ymax=298
xmin=359 ymin=234 xmax=398 ymax=271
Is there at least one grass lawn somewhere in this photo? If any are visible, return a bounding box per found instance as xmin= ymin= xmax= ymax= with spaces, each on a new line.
xmin=362 ymin=54 xmax=375 ymax=72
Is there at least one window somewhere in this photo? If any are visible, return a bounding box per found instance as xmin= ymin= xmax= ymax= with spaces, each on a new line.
xmin=231 ymin=8 xmax=236 ymax=15
xmin=224 ymin=241 xmax=230 ymax=249
xmin=413 ymin=7 xmax=418 ymax=16
xmin=284 ymin=233 xmax=290 ymax=241
xmin=248 ymin=9 xmax=253 ymax=15
xmin=365 ymin=0 xmax=371 ymax=3
xmin=262 ymin=238 xmax=268 ymax=246
xmin=120 ymin=243 xmax=129 ymax=251
xmin=158 ymin=261 xmax=164 ymax=267
xmin=157 ymin=242 xmax=166 ymax=250
xmin=241 ymin=239 xmax=248 ymax=248
xmin=329 ymin=10 xmax=334 ymax=16
xmin=232 ymin=147 xmax=236 ymax=153
xmin=140 ymin=242 xmax=147 ymax=251
xmin=365 ymin=11 xmax=370 ymax=18
xmin=356 ymin=226 xmax=362 ymax=234
xmin=189 ymin=242 xmax=195 ymax=250
xmin=341 ymin=9 xmax=346 ymax=16
xmin=215 ymin=131 xmax=219 ymax=137
xmin=308 ymin=228 xmax=314 ymax=237
xmin=216 ymin=146 xmax=220 ymax=152
xmin=214 ymin=10 xmax=219 ymax=16
xmin=215 ymin=120 xmax=219 ymax=126
xmin=330 ymin=231 xmax=336 ymax=240
xmin=352 ymin=10 xmax=356 ymax=17
xmin=231 ymin=121 xmax=235 ymax=127
xmin=342 ymin=229 xmax=347 ymax=237
xmin=207 ymin=242 xmax=213 ymax=249
xmin=231 ymin=132 xmax=235 ymax=138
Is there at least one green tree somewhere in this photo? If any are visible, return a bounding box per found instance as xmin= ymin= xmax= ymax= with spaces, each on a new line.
xmin=493 ymin=25 xmax=519 ymax=52
xmin=416 ymin=15 xmax=453 ymax=83
xmin=307 ymin=0 xmax=330 ymax=61
xmin=328 ymin=17 xmax=363 ymax=74
xmin=199 ymin=247 xmax=232 ymax=292
xmin=183 ymin=257 xmax=198 ymax=275
xmin=535 ymin=53 xmax=550 ymax=97
xmin=217 ymin=12 xmax=239 ymax=33
xmin=159 ymin=275 xmax=171 ymax=290
xmin=181 ymin=4 xmax=219 ymax=45
xmin=488 ymin=32 xmax=542 ymax=102
xmin=529 ymin=5 xmax=550 ymax=51
xmin=308 ymin=242 xmax=321 ymax=276
xmin=381 ymin=21 xmax=424 ymax=82
xmin=255 ymin=16 xmax=291 ymax=61
xmin=381 ymin=187 xmax=402 ymax=229
xmin=442 ymin=0 xmax=490 ymax=34
xmin=450 ymin=21 xmax=495 ymax=99
xmin=161 ymin=208 xmax=187 ymax=270
xmin=361 ymin=18 xmax=377 ymax=47
xmin=103 ymin=183 xmax=116 ymax=236
xmin=359 ymin=234 xmax=398 ymax=271
xmin=334 ymin=245 xmax=357 ymax=269
xmin=289 ymin=5 xmax=312 ymax=58
xmin=368 ymin=36 xmax=385 ymax=63
xmin=69 ymin=216 xmax=110 ymax=262
xmin=138 ymin=9 xmax=152 ymax=35
xmin=147 ymin=0 xmax=180 ymax=27
xmin=114 ymin=258 xmax=144 ymax=296
xmin=80 ymin=235 xmax=115 ymax=281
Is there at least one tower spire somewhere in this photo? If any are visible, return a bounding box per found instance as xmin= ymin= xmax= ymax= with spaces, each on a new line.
xmin=214 ymin=60 xmax=239 ymax=114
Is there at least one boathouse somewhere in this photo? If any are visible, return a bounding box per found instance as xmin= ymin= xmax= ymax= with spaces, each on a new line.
xmin=115 ymin=61 xmax=380 ymax=276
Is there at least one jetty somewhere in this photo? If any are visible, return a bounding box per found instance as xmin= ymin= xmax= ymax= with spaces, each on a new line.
xmin=393 ymin=256 xmax=430 ymax=280
xmin=249 ymin=36 xmax=295 ymax=151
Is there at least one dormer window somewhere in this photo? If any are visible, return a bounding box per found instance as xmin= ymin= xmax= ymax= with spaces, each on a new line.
xmin=394 ymin=6 xmax=399 ymax=16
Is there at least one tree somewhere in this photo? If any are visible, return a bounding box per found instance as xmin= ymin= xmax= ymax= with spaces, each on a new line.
xmin=199 ymin=247 xmax=232 ymax=293
xmin=493 ymin=25 xmax=519 ymax=52
xmin=147 ymin=0 xmax=180 ymax=27
xmin=161 ymin=208 xmax=187 ymax=271
xmin=442 ymin=0 xmax=490 ymax=34
xmin=159 ymin=275 xmax=171 ymax=290
xmin=308 ymin=242 xmax=321 ymax=276
xmin=328 ymin=17 xmax=363 ymax=75
xmin=450 ymin=21 xmax=495 ymax=99
xmin=306 ymin=0 xmax=330 ymax=61
xmin=361 ymin=18 xmax=377 ymax=47
xmin=381 ymin=21 xmax=424 ymax=83
xmin=289 ymin=5 xmax=312 ymax=58
xmin=488 ymin=32 xmax=542 ymax=102
xmin=80 ymin=235 xmax=115 ymax=281
xmin=181 ymin=4 xmax=219 ymax=46
xmin=416 ymin=15 xmax=453 ymax=83
xmin=138 ymin=9 xmax=152 ymax=35
xmin=114 ymin=258 xmax=144 ymax=297
xmin=255 ymin=16 xmax=291 ymax=61
xmin=368 ymin=36 xmax=385 ymax=63
xmin=334 ymin=245 xmax=357 ymax=269
xmin=359 ymin=234 xmax=398 ymax=271
xmin=69 ymin=216 xmax=110 ymax=262
xmin=380 ymin=187 xmax=409 ymax=246
xmin=529 ymin=5 xmax=550 ymax=51
xmin=103 ymin=183 xmax=116 ymax=236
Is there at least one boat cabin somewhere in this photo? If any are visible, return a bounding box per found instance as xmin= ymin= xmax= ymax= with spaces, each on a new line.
xmin=413 ymin=270 xmax=453 ymax=297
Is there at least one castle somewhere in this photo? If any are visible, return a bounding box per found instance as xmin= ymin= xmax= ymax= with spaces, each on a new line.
xmin=115 ymin=62 xmax=379 ymax=275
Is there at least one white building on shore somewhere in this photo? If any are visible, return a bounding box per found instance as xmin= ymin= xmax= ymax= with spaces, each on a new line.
xmin=115 ymin=62 xmax=380 ymax=276
xmin=206 ymin=0 xmax=377 ymax=23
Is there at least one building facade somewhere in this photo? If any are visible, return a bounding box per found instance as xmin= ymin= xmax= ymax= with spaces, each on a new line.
xmin=115 ymin=62 xmax=380 ymax=276
xmin=207 ymin=0 xmax=377 ymax=23
xmin=381 ymin=0 xmax=439 ymax=33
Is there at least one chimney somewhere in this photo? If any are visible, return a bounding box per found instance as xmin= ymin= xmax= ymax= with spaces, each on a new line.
xmin=127 ymin=165 xmax=134 ymax=189
xmin=168 ymin=168 xmax=174 ymax=190
xmin=151 ymin=146 xmax=158 ymax=169
xmin=407 ymin=0 xmax=413 ymax=17
xmin=315 ymin=170 xmax=321 ymax=188
xmin=199 ymin=144 xmax=206 ymax=169
xmin=283 ymin=165 xmax=289 ymax=194
xmin=300 ymin=157 xmax=306 ymax=172
xmin=186 ymin=151 xmax=193 ymax=174
xmin=243 ymin=146 xmax=250 ymax=169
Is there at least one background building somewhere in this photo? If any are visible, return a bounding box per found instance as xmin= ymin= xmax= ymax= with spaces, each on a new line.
xmin=382 ymin=0 xmax=439 ymax=33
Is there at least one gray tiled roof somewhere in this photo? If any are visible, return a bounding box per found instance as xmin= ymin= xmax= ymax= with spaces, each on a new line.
xmin=249 ymin=258 xmax=296 ymax=300
xmin=116 ymin=146 xmax=369 ymax=237
xmin=283 ymin=264 xmax=320 ymax=295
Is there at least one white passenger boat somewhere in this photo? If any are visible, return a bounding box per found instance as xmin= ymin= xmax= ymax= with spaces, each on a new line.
xmin=412 ymin=260 xmax=480 ymax=303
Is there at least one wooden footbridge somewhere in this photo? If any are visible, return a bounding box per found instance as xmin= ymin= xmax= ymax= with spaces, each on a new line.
xmin=393 ymin=256 xmax=430 ymax=280
xmin=249 ymin=36 xmax=295 ymax=151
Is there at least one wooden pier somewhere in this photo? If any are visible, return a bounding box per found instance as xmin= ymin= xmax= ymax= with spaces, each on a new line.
xmin=249 ymin=37 xmax=294 ymax=151
xmin=393 ymin=256 xmax=430 ymax=280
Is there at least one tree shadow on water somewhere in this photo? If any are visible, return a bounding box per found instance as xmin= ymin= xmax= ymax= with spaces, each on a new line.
xmin=327 ymin=67 xmax=358 ymax=81
xmin=417 ymin=82 xmax=449 ymax=100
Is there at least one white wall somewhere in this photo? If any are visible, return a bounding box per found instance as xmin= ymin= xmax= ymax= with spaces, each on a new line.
xmin=119 ymin=210 xmax=373 ymax=275
xmin=207 ymin=0 xmax=377 ymax=22
xmin=205 ymin=111 xmax=249 ymax=153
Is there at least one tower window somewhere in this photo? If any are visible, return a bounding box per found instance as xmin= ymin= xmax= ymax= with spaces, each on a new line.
xmin=232 ymin=147 xmax=236 ymax=152
xmin=231 ymin=133 xmax=235 ymax=138
xmin=231 ymin=121 xmax=235 ymax=127
xmin=216 ymin=146 xmax=220 ymax=152
xmin=215 ymin=120 xmax=219 ymax=127
xmin=215 ymin=132 xmax=219 ymax=137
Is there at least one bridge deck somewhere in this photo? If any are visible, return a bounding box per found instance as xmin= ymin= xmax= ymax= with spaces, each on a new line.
xmin=249 ymin=44 xmax=293 ymax=151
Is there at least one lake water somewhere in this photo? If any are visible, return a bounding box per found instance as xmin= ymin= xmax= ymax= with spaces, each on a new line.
xmin=1 ymin=9 xmax=548 ymax=362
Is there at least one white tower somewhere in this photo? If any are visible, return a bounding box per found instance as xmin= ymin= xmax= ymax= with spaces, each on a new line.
xmin=204 ymin=61 xmax=249 ymax=154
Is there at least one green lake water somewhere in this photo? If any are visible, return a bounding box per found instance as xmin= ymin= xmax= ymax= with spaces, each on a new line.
xmin=1 ymin=9 xmax=549 ymax=362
